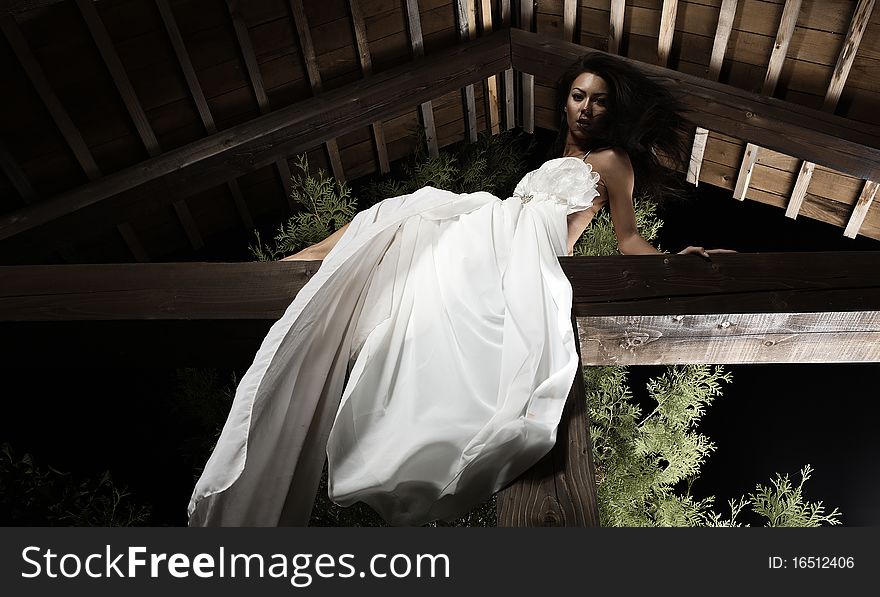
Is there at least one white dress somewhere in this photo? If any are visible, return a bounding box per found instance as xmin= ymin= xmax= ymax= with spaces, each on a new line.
xmin=188 ymin=156 xmax=601 ymax=526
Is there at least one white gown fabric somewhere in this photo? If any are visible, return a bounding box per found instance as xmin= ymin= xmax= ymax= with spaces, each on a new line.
xmin=188 ymin=156 xmax=601 ymax=526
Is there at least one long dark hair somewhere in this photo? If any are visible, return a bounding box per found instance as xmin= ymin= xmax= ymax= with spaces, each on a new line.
xmin=552 ymin=52 xmax=691 ymax=201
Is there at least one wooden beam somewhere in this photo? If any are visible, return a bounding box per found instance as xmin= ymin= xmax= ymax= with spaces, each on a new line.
xmin=520 ymin=0 xmax=535 ymax=133
xmin=578 ymin=311 xmax=880 ymax=365
xmin=347 ymin=0 xmax=390 ymax=174
xmin=480 ymin=0 xmax=501 ymax=135
xmin=843 ymin=180 xmax=879 ymax=239
xmin=657 ymin=0 xmax=677 ymax=67
xmin=499 ymin=0 xmax=515 ymax=130
xmin=403 ymin=0 xmax=439 ymax=157
xmin=1 ymin=13 xmax=100 ymax=180
xmin=608 ymin=0 xmax=624 ymax=55
xmin=0 ymin=140 xmax=37 ymax=205
xmin=563 ymin=0 xmax=577 ymax=43
xmin=289 ymin=0 xmax=346 ymax=182
xmin=0 ymin=30 xmax=511 ymax=244
xmin=497 ymin=317 xmax=600 ymax=527
xmin=155 ymin=0 xmax=254 ymax=233
xmin=786 ymin=0 xmax=875 ymax=220
xmin=4 ymin=252 xmax=879 ymax=322
xmin=732 ymin=0 xmax=799 ymax=202
xmin=456 ymin=0 xmax=478 ymax=142
xmin=762 ymin=0 xmax=801 ymax=97
xmin=228 ymin=0 xmax=294 ymax=204
xmin=687 ymin=0 xmax=737 ymax=185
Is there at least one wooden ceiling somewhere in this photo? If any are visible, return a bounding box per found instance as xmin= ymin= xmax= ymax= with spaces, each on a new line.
xmin=0 ymin=0 xmax=878 ymax=265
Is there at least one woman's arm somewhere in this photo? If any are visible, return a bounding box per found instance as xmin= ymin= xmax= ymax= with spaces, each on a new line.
xmin=280 ymin=222 xmax=350 ymax=261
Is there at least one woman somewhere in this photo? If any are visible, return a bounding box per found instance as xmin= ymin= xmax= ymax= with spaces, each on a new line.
xmin=189 ymin=53 xmax=725 ymax=527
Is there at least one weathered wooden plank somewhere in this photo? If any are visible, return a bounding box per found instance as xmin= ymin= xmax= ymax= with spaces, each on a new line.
xmin=563 ymin=0 xmax=577 ymax=43
xmin=578 ymin=311 xmax=880 ymax=365
xmin=497 ymin=315 xmax=600 ymax=527
xmin=786 ymin=0 xmax=875 ymax=220
xmin=608 ymin=0 xmax=624 ymax=55
xmin=844 ymin=180 xmax=879 ymax=238
xmin=0 ymin=12 xmax=101 ymax=180
xmin=687 ymin=0 xmax=737 ymax=185
xmin=762 ymin=0 xmax=801 ymax=96
xmin=456 ymin=0 xmax=478 ymax=141
xmin=823 ymin=0 xmax=875 ymax=112
xmin=348 ymin=0 xmax=390 ymax=173
xmin=657 ymin=0 xmax=677 ymax=67
xmin=0 ymin=30 xmax=511 ymax=244
xmin=499 ymin=0 xmax=515 ymax=130
xmin=403 ymin=0 xmax=439 ymax=157
xmin=480 ymin=0 xmax=501 ymax=134
xmin=511 ymin=31 xmax=880 ymax=181
xmin=290 ymin=0 xmax=346 ymax=182
xmin=156 ymin=0 xmax=254 ymax=232
xmin=520 ymin=0 xmax=535 ymax=133
xmin=4 ymin=252 xmax=879 ymax=322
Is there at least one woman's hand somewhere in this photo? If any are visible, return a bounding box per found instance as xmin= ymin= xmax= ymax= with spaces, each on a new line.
xmin=677 ymin=246 xmax=738 ymax=258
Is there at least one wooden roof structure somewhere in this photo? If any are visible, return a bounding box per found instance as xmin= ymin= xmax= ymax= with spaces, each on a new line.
xmin=0 ymin=0 xmax=879 ymax=264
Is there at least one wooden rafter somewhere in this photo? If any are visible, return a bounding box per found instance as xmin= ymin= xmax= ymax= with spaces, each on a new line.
xmin=0 ymin=140 xmax=37 ymax=205
xmin=844 ymin=180 xmax=879 ymax=239
xmin=1 ymin=13 xmax=100 ymax=180
xmin=347 ymin=0 xmax=390 ymax=174
xmin=76 ymin=0 xmax=203 ymax=256
xmin=733 ymin=0 xmax=801 ymax=201
xmin=456 ymin=0 xmax=478 ymax=142
xmin=0 ymin=30 xmax=511 ymax=244
xmin=657 ymin=0 xmax=677 ymax=67
xmin=403 ymin=0 xmax=439 ymax=157
xmin=785 ymin=0 xmax=875 ymax=221
xmin=288 ymin=0 xmax=346 ymax=182
xmin=519 ymin=0 xmax=535 ymax=133
xmin=732 ymin=0 xmax=800 ymax=194
xmin=686 ymin=0 xmax=737 ymax=185
xmin=227 ymin=0 xmax=295 ymax=206
xmin=563 ymin=0 xmax=577 ymax=43
xmin=608 ymin=0 xmax=624 ymax=55
xmin=155 ymin=0 xmax=254 ymax=233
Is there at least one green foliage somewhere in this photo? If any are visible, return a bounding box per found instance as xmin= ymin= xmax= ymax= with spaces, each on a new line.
xmin=249 ymin=155 xmax=357 ymax=261
xmin=573 ymin=195 xmax=663 ymax=256
xmin=748 ymin=465 xmax=841 ymax=527
xmin=0 ymin=443 xmax=151 ymax=526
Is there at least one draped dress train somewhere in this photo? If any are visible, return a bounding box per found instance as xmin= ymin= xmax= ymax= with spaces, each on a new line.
xmin=188 ymin=156 xmax=601 ymax=526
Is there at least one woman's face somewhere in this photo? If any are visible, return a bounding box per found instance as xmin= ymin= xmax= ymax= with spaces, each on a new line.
xmin=564 ymin=71 xmax=610 ymax=145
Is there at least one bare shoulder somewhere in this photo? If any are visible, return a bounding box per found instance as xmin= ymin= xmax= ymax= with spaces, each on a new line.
xmin=588 ymin=147 xmax=633 ymax=192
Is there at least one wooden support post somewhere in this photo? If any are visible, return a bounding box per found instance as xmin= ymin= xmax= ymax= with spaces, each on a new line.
xmin=480 ymin=0 xmax=501 ymax=135
xmin=289 ymin=0 xmax=347 ymax=182
xmin=657 ymin=0 xmax=677 ymax=67
xmin=499 ymin=0 xmax=515 ymax=130
xmin=687 ymin=0 xmax=737 ymax=186
xmin=843 ymin=180 xmax=879 ymax=239
xmin=404 ymin=0 xmax=439 ymax=157
xmin=497 ymin=314 xmax=600 ymax=527
xmin=156 ymin=0 xmax=254 ymax=232
xmin=608 ymin=0 xmax=625 ymax=55
xmin=456 ymin=0 xmax=479 ymax=142
xmin=348 ymin=0 xmax=390 ymax=174
xmin=520 ymin=0 xmax=535 ymax=133
xmin=732 ymin=0 xmax=799 ymax=202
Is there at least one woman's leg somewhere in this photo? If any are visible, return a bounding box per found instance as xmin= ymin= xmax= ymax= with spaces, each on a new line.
xmin=280 ymin=222 xmax=351 ymax=261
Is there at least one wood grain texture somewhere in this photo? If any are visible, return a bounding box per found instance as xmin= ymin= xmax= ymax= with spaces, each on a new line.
xmin=844 ymin=180 xmax=879 ymax=238
xmin=456 ymin=0 xmax=479 ymax=141
xmin=404 ymin=0 xmax=439 ymax=156
xmin=823 ymin=0 xmax=875 ymax=112
xmin=785 ymin=159 xmax=815 ymax=218
xmin=0 ymin=28 xmax=512 ymax=244
xmin=658 ymin=0 xmax=677 ymax=67
xmin=578 ymin=311 xmax=880 ymax=365
xmin=708 ymin=0 xmax=737 ymax=81
xmin=520 ymin=1 xmax=535 ymax=133
xmin=762 ymin=0 xmax=801 ymax=96
xmin=609 ymin=0 xmax=624 ymax=55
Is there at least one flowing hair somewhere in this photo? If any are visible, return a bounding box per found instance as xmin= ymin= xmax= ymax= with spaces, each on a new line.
xmin=551 ymin=52 xmax=691 ymax=201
